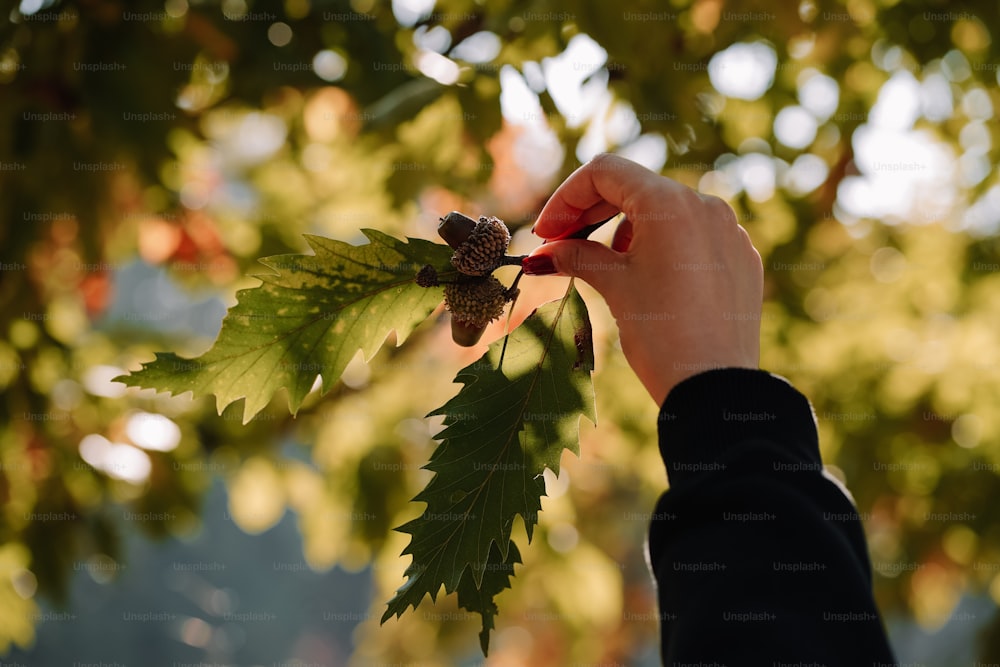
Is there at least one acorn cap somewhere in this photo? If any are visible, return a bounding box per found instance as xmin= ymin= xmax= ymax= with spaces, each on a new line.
xmin=415 ymin=264 xmax=439 ymax=287
xmin=438 ymin=211 xmax=478 ymax=249
xmin=450 ymin=216 xmax=511 ymax=276
xmin=444 ymin=276 xmax=509 ymax=328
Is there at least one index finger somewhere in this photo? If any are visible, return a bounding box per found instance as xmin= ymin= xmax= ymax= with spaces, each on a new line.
xmin=532 ymin=154 xmax=679 ymax=240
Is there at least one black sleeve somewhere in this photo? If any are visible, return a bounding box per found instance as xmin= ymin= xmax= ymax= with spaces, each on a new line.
xmin=648 ymin=368 xmax=898 ymax=666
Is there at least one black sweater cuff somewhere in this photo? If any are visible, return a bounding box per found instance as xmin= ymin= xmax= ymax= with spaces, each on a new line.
xmin=658 ymin=368 xmax=820 ymax=489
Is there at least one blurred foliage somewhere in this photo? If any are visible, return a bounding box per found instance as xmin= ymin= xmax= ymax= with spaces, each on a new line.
xmin=1 ymin=0 xmax=1000 ymax=663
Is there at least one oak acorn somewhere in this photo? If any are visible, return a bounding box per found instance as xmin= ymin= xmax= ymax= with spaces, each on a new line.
xmin=438 ymin=211 xmax=478 ymax=249
xmin=450 ymin=319 xmax=488 ymax=346
xmin=427 ymin=211 xmax=519 ymax=346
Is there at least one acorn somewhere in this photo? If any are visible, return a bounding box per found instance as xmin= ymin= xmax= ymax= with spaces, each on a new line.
xmin=438 ymin=211 xmax=478 ymax=249
xmin=450 ymin=216 xmax=511 ymax=276
xmin=434 ymin=211 xmax=515 ymax=346
xmin=444 ymin=277 xmax=509 ymax=346
xmin=451 ymin=319 xmax=488 ymax=346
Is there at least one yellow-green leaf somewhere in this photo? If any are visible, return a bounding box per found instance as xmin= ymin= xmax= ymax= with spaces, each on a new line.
xmin=115 ymin=231 xmax=453 ymax=422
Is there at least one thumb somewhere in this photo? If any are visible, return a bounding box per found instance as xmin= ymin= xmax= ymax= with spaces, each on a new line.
xmin=523 ymin=239 xmax=626 ymax=296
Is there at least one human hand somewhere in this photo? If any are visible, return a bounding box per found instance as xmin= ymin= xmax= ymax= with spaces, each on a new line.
xmin=522 ymin=154 xmax=763 ymax=405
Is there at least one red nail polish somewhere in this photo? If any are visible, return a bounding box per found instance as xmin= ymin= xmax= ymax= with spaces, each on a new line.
xmin=522 ymin=254 xmax=558 ymax=276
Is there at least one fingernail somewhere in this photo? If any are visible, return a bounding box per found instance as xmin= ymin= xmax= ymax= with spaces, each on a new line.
xmin=522 ymin=254 xmax=558 ymax=276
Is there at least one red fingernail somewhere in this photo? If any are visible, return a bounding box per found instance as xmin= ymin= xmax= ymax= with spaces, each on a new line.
xmin=522 ymin=254 xmax=558 ymax=276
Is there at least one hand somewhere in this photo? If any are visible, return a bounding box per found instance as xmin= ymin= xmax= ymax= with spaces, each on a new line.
xmin=523 ymin=154 xmax=763 ymax=405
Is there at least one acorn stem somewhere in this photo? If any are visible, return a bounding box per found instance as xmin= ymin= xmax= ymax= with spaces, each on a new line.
xmin=499 ymin=254 xmax=528 ymax=266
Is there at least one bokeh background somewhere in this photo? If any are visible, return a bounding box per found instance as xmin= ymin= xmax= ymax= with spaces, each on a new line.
xmin=2 ymin=0 xmax=1000 ymax=664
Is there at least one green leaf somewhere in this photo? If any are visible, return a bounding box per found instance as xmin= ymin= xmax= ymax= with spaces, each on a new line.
xmin=115 ymin=231 xmax=454 ymax=423
xmin=382 ymin=283 xmax=596 ymax=654
xmin=456 ymin=541 xmax=521 ymax=655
